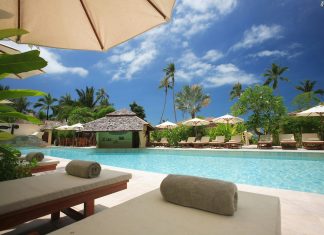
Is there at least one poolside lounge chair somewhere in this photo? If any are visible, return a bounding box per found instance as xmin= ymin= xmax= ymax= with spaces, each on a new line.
xmin=209 ymin=136 xmax=225 ymax=148
xmin=0 ymin=170 xmax=132 ymax=230
xmin=302 ymin=133 xmax=324 ymax=150
xmin=279 ymin=134 xmax=297 ymax=149
xmin=152 ymin=138 xmax=169 ymax=147
xmin=257 ymin=135 xmax=273 ymax=149
xmin=50 ymin=189 xmax=281 ymax=235
xmin=178 ymin=137 xmax=196 ymax=148
xmin=20 ymin=156 xmax=60 ymax=174
xmin=193 ymin=136 xmax=210 ymax=148
xmin=225 ymin=135 xmax=243 ymax=149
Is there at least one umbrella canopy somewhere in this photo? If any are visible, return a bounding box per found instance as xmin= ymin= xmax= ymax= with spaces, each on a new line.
xmin=70 ymin=123 xmax=84 ymax=131
xmin=0 ymin=0 xmax=175 ymax=51
xmin=0 ymin=99 xmax=13 ymax=104
xmin=296 ymin=105 xmax=324 ymax=117
xmin=182 ymin=118 xmax=209 ymax=127
xmin=156 ymin=121 xmax=177 ymax=129
xmin=55 ymin=125 xmax=75 ymax=131
xmin=0 ymin=43 xmax=45 ymax=79
xmin=213 ymin=114 xmax=244 ymax=125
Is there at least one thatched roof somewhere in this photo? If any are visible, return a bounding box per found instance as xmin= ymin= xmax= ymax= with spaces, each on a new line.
xmin=41 ymin=121 xmax=63 ymax=131
xmin=83 ymin=109 xmax=153 ymax=132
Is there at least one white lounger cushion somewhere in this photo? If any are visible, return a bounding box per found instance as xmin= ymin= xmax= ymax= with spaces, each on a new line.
xmin=0 ymin=170 xmax=132 ymax=215
xmin=50 ymin=189 xmax=281 ymax=235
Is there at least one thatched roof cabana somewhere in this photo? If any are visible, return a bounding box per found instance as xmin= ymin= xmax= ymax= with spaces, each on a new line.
xmin=83 ymin=109 xmax=154 ymax=132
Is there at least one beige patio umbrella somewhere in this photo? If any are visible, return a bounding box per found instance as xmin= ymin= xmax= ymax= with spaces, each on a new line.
xmin=0 ymin=43 xmax=44 ymax=79
xmin=213 ymin=114 xmax=244 ymax=125
xmin=55 ymin=125 xmax=75 ymax=131
xmin=0 ymin=99 xmax=13 ymax=104
xmin=0 ymin=0 xmax=175 ymax=51
xmin=182 ymin=118 xmax=209 ymax=137
xmin=156 ymin=121 xmax=177 ymax=129
xmin=296 ymin=104 xmax=324 ymax=140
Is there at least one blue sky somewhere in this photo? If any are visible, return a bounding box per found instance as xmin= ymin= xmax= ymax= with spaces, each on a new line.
xmin=2 ymin=0 xmax=324 ymax=125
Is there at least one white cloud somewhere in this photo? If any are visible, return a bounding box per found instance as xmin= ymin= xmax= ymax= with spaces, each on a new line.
xmin=0 ymin=40 xmax=88 ymax=77
xmin=203 ymin=49 xmax=224 ymax=62
xmin=176 ymin=50 xmax=259 ymax=87
xmin=95 ymin=0 xmax=238 ymax=81
xmin=249 ymin=50 xmax=288 ymax=58
xmin=231 ymin=24 xmax=283 ymax=51
xmin=204 ymin=63 xmax=259 ymax=87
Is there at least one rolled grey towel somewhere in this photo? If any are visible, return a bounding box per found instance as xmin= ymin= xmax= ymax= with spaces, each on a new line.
xmin=65 ymin=160 xmax=101 ymax=178
xmin=160 ymin=174 xmax=238 ymax=216
xmin=25 ymin=152 xmax=44 ymax=162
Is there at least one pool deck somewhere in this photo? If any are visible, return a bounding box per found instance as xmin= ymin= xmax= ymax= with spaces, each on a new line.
xmin=2 ymin=155 xmax=324 ymax=235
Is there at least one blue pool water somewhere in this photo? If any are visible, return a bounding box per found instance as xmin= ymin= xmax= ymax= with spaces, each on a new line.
xmin=20 ymin=147 xmax=324 ymax=194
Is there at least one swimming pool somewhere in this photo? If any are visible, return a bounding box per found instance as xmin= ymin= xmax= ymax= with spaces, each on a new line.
xmin=20 ymin=147 xmax=324 ymax=194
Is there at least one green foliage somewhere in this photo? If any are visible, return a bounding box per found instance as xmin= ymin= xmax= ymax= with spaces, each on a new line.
xmin=231 ymin=85 xmax=286 ymax=135
xmin=230 ymin=82 xmax=243 ymax=100
xmin=94 ymin=106 xmax=115 ymax=119
xmin=129 ymin=101 xmax=146 ymax=120
xmin=0 ymin=28 xmax=28 ymax=40
xmin=207 ymin=123 xmax=246 ymax=141
xmin=263 ymin=63 xmax=289 ymax=90
xmin=0 ymin=50 xmax=47 ymax=75
xmin=68 ymin=107 xmax=94 ymax=125
xmin=34 ymin=93 xmax=58 ymax=120
xmin=176 ymin=84 xmax=211 ymax=118
xmin=280 ymin=116 xmax=322 ymax=144
xmin=0 ymin=145 xmax=34 ymax=181
xmin=151 ymin=125 xmax=192 ymax=146
xmin=292 ymin=92 xmax=321 ymax=110
xmin=0 ymin=89 xmax=45 ymax=100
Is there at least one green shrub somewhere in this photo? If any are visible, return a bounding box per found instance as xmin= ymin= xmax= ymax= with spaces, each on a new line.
xmin=0 ymin=145 xmax=35 ymax=181
xmin=207 ymin=123 xmax=246 ymax=141
xmin=151 ymin=125 xmax=193 ymax=146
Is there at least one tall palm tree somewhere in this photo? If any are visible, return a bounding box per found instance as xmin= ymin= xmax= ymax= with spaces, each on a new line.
xmin=295 ymin=80 xmax=324 ymax=95
xmin=75 ymin=86 xmax=95 ymax=108
xmin=59 ymin=93 xmax=74 ymax=106
xmin=33 ymin=93 xmax=58 ymax=120
xmin=14 ymin=97 xmax=31 ymax=113
xmin=159 ymin=76 xmax=171 ymax=123
xmin=95 ymin=88 xmax=109 ymax=106
xmin=176 ymin=85 xmax=211 ymax=118
xmin=263 ymin=63 xmax=289 ymax=90
xmin=163 ymin=63 xmax=177 ymax=122
xmin=230 ymin=82 xmax=243 ymax=100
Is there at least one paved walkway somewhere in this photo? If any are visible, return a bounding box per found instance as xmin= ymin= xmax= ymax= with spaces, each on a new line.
xmin=2 ymin=156 xmax=324 ymax=235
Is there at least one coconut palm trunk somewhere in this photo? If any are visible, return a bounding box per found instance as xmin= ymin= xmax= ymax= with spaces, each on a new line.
xmin=172 ymin=77 xmax=177 ymax=122
xmin=160 ymin=89 xmax=168 ymax=123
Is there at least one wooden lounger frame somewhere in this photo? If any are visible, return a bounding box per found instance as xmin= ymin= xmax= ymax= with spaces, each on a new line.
xmin=0 ymin=180 xmax=129 ymax=230
xmin=31 ymin=162 xmax=58 ymax=174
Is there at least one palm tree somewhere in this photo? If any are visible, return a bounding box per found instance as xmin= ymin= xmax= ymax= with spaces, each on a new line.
xmin=295 ymin=80 xmax=324 ymax=95
xmin=163 ymin=63 xmax=177 ymax=122
xmin=230 ymin=82 xmax=243 ymax=100
xmin=159 ymin=76 xmax=171 ymax=123
xmin=75 ymin=86 xmax=95 ymax=108
xmin=95 ymin=88 xmax=109 ymax=106
xmin=33 ymin=93 xmax=58 ymax=120
xmin=13 ymin=97 xmax=31 ymax=113
xmin=59 ymin=93 xmax=74 ymax=106
xmin=176 ymin=85 xmax=211 ymax=118
xmin=263 ymin=63 xmax=289 ymax=90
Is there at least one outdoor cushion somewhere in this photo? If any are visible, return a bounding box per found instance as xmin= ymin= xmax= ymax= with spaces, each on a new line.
xmin=65 ymin=160 xmax=101 ymax=178
xmin=49 ymin=189 xmax=281 ymax=235
xmin=0 ymin=170 xmax=132 ymax=216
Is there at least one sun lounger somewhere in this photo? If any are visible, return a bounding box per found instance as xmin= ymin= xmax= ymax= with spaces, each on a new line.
xmin=20 ymin=157 xmax=60 ymax=173
xmin=279 ymin=134 xmax=297 ymax=149
xmin=209 ymin=136 xmax=225 ymax=148
xmin=152 ymin=138 xmax=169 ymax=147
xmin=178 ymin=137 xmax=196 ymax=148
xmin=0 ymin=170 xmax=132 ymax=230
xmin=50 ymin=189 xmax=281 ymax=235
xmin=225 ymin=135 xmax=243 ymax=149
xmin=302 ymin=133 xmax=324 ymax=150
xmin=193 ymin=136 xmax=210 ymax=148
xmin=257 ymin=135 xmax=273 ymax=149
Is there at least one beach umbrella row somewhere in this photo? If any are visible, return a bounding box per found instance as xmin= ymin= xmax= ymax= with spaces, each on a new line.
xmin=55 ymin=123 xmax=84 ymax=131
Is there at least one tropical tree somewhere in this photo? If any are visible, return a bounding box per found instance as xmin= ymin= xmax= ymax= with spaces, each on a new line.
xmin=13 ymin=97 xmax=31 ymax=113
xmin=163 ymin=63 xmax=177 ymax=122
xmin=295 ymin=80 xmax=324 ymax=95
xmin=76 ymin=86 xmax=109 ymax=108
xmin=95 ymin=88 xmax=110 ymax=106
xmin=129 ymin=101 xmax=146 ymax=120
xmin=230 ymin=82 xmax=243 ymax=100
xmin=68 ymin=107 xmax=94 ymax=125
xmin=59 ymin=93 xmax=74 ymax=106
xmin=0 ymin=85 xmax=10 ymax=90
xmin=263 ymin=63 xmax=289 ymax=90
xmin=158 ymin=76 xmax=172 ymax=123
xmin=94 ymin=106 xmax=115 ymax=119
xmin=175 ymin=85 xmax=211 ymax=118
xmin=33 ymin=93 xmax=58 ymax=120
xmin=231 ymin=85 xmax=286 ymax=136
